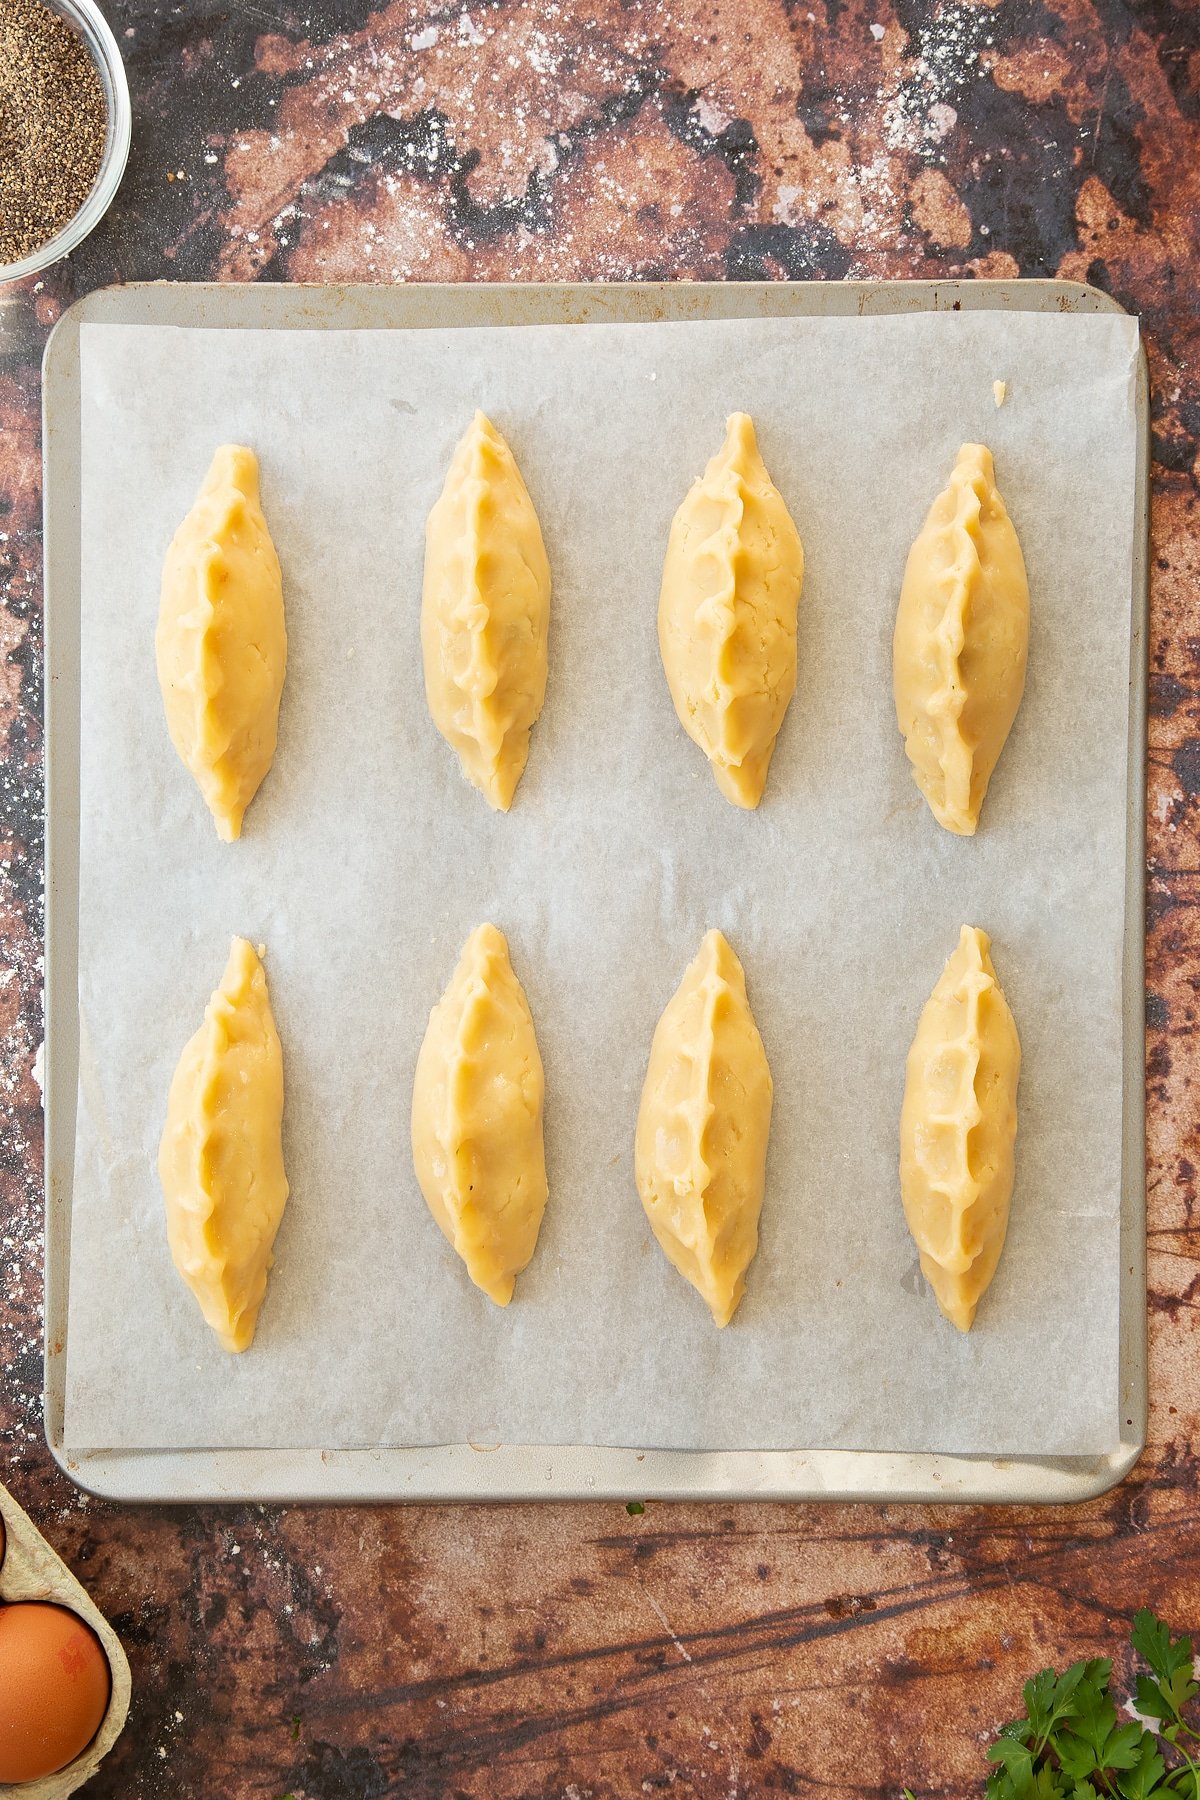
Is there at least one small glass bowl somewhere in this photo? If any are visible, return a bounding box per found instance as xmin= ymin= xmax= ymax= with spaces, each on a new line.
xmin=0 ymin=0 xmax=132 ymax=286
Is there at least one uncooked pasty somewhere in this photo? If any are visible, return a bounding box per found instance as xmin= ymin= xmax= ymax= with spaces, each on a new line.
xmin=422 ymin=412 xmax=551 ymax=811
xmin=899 ymin=925 xmax=1021 ymax=1331
xmin=893 ymin=443 xmax=1029 ymax=835
xmin=159 ymin=937 xmax=289 ymax=1353
xmin=635 ymin=929 xmax=774 ymax=1325
xmin=658 ymin=413 xmax=804 ymax=808
xmin=157 ymin=445 xmax=287 ymax=841
xmin=411 ymin=923 xmax=548 ymax=1304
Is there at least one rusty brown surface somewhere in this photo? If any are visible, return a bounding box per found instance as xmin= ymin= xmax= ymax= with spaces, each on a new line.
xmin=1 ymin=1 xmax=1199 ymax=1795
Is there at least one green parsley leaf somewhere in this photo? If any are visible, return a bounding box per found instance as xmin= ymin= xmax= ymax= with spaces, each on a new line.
xmin=626 ymin=1500 xmax=645 ymax=1516
xmin=1054 ymin=1730 xmax=1101 ymax=1783
xmin=1133 ymin=1612 xmax=1194 ymax=1688
xmin=1078 ymin=1659 xmax=1117 ymax=1713
xmin=1138 ymin=1674 xmax=1182 ymax=1725
xmin=1117 ymin=1734 xmax=1168 ymax=1799
xmin=1024 ymin=1664 xmax=1089 ymax=1746
xmin=1107 ymin=1724 xmax=1152 ymax=1772
xmin=988 ymin=1734 xmax=1036 ymax=1795
xmin=1132 ymin=1613 xmax=1199 ymax=1727
xmin=1060 ymin=1699 xmax=1144 ymax=1775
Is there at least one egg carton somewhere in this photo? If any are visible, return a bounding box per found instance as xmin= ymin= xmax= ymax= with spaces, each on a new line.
xmin=0 ymin=1479 xmax=130 ymax=1797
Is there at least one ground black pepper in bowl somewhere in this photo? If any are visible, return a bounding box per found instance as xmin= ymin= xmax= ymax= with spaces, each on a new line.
xmin=0 ymin=0 xmax=108 ymax=267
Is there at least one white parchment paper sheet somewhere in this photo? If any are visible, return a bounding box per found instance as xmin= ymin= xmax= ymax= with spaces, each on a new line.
xmin=65 ymin=311 xmax=1139 ymax=1455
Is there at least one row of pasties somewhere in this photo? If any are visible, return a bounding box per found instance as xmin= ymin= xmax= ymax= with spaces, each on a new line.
xmin=154 ymin=426 xmax=1029 ymax=839
xmin=158 ymin=923 xmax=1019 ymax=1351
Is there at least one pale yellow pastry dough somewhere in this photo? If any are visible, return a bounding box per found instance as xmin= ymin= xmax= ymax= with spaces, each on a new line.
xmin=159 ymin=937 xmax=289 ymax=1353
xmin=893 ymin=443 xmax=1029 ymax=835
xmin=658 ymin=413 xmax=804 ymax=809
xmin=157 ymin=445 xmax=287 ymax=842
xmin=422 ymin=412 xmax=551 ymax=811
xmin=411 ymin=924 xmax=548 ymax=1305
xmin=899 ymin=925 xmax=1020 ymax=1332
xmin=635 ymin=929 xmax=773 ymax=1326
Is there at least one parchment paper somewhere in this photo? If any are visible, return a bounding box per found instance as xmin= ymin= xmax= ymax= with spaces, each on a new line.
xmin=64 ymin=310 xmax=1140 ymax=1455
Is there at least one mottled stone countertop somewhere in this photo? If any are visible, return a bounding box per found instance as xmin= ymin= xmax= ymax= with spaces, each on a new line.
xmin=1 ymin=2 xmax=1198 ymax=1795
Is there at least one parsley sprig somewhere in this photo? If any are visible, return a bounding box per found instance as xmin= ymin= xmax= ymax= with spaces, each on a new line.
xmin=907 ymin=1612 xmax=1200 ymax=1799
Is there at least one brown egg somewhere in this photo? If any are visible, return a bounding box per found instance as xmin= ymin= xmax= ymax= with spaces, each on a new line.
xmin=0 ymin=1602 xmax=111 ymax=1783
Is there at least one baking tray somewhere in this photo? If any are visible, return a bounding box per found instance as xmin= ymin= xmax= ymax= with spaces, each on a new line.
xmin=42 ymin=279 xmax=1148 ymax=1505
